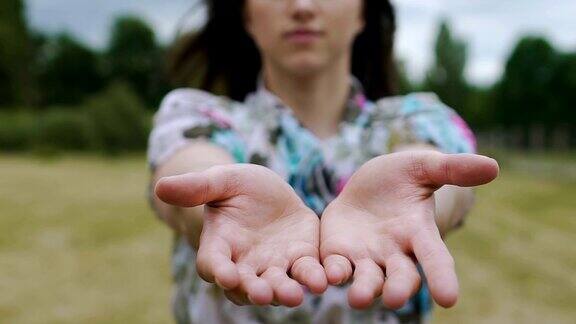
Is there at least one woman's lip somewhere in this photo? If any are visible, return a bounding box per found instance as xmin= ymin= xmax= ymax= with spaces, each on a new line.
xmin=284 ymin=30 xmax=323 ymax=43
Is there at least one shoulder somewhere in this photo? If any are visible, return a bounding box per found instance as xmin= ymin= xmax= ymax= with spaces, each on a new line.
xmin=154 ymin=88 xmax=237 ymax=125
xmin=160 ymin=88 xmax=227 ymax=107
xmin=148 ymin=89 xmax=247 ymax=169
xmin=372 ymin=92 xmax=476 ymax=153
xmin=374 ymin=92 xmax=452 ymax=118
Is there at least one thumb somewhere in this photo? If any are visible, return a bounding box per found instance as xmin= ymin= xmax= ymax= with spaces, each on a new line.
xmin=155 ymin=165 xmax=239 ymax=207
xmin=409 ymin=152 xmax=499 ymax=188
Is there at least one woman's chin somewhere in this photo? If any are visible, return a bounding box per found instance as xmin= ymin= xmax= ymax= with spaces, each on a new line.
xmin=283 ymin=58 xmax=328 ymax=77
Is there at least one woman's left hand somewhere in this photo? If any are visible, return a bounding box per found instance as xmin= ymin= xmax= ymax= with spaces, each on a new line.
xmin=320 ymin=151 xmax=499 ymax=310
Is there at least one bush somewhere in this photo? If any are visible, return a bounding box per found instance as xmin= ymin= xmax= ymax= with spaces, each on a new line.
xmin=86 ymin=82 xmax=149 ymax=155
xmin=0 ymin=111 xmax=38 ymax=151
xmin=0 ymin=82 xmax=152 ymax=155
xmin=35 ymin=108 xmax=98 ymax=152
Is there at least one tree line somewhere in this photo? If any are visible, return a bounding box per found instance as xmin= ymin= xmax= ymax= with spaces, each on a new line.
xmin=1 ymin=0 xmax=575 ymax=153
xmin=414 ymin=21 xmax=576 ymax=149
xmin=0 ymin=0 xmax=168 ymax=109
xmin=0 ymin=0 xmax=165 ymax=154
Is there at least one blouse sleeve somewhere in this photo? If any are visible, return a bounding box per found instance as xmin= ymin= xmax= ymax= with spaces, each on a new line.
xmin=389 ymin=93 xmax=477 ymax=154
xmin=147 ymin=89 xmax=246 ymax=171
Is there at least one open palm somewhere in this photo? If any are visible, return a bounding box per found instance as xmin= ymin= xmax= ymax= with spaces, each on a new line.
xmin=155 ymin=164 xmax=327 ymax=307
xmin=320 ymin=151 xmax=499 ymax=310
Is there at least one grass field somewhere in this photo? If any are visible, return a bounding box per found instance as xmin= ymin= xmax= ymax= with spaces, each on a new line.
xmin=0 ymin=153 xmax=575 ymax=323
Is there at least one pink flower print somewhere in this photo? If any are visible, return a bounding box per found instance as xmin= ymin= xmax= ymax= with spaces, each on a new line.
xmin=451 ymin=114 xmax=477 ymax=152
xmin=336 ymin=176 xmax=351 ymax=194
xmin=199 ymin=105 xmax=232 ymax=128
xmin=355 ymin=94 xmax=367 ymax=111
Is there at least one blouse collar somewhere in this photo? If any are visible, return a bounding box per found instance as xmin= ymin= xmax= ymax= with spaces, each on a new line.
xmin=252 ymin=74 xmax=369 ymax=125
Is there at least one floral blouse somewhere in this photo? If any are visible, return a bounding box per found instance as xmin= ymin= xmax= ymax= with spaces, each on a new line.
xmin=147 ymin=77 xmax=476 ymax=324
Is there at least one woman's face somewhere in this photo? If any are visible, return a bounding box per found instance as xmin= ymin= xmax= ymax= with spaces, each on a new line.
xmin=245 ymin=0 xmax=364 ymax=76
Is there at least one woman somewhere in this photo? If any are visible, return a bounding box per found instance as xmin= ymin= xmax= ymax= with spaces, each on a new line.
xmin=148 ymin=0 xmax=499 ymax=323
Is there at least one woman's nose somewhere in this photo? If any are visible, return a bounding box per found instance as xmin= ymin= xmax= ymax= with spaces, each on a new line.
xmin=292 ymin=0 xmax=315 ymax=6
xmin=289 ymin=0 xmax=319 ymax=21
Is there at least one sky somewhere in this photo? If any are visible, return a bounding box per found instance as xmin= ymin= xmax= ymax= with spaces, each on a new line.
xmin=26 ymin=0 xmax=576 ymax=86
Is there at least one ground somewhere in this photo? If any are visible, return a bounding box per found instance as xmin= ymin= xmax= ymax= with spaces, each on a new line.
xmin=0 ymin=152 xmax=574 ymax=323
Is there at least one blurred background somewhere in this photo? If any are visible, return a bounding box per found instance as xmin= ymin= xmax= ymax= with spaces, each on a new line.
xmin=0 ymin=0 xmax=574 ymax=323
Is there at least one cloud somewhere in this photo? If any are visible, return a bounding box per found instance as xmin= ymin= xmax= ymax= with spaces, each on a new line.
xmin=26 ymin=0 xmax=193 ymax=47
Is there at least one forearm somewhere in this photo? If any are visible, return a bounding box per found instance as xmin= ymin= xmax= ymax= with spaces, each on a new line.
xmin=152 ymin=198 xmax=204 ymax=248
xmin=434 ymin=185 xmax=474 ymax=236
xmin=151 ymin=140 xmax=235 ymax=248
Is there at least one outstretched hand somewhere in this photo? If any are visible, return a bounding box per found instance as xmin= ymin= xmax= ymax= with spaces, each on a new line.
xmin=320 ymin=151 xmax=499 ymax=309
xmin=155 ymin=164 xmax=327 ymax=307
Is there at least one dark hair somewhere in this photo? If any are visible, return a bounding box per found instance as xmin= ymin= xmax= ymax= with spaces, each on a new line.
xmin=169 ymin=0 xmax=397 ymax=101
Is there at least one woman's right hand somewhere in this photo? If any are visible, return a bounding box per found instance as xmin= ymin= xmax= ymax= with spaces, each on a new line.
xmin=155 ymin=164 xmax=327 ymax=307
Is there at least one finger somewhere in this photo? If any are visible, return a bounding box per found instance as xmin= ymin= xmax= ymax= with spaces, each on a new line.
xmin=412 ymin=227 xmax=458 ymax=308
xmin=154 ymin=165 xmax=239 ymax=207
xmin=348 ymin=259 xmax=385 ymax=309
xmin=291 ymin=256 xmax=328 ymax=294
xmin=238 ymin=265 xmax=274 ymax=305
xmin=406 ymin=152 xmax=499 ymax=188
xmin=260 ymin=267 xmax=304 ymax=307
xmin=323 ymin=254 xmax=353 ymax=286
xmin=224 ymin=288 xmax=251 ymax=306
xmin=382 ymin=253 xmax=421 ymax=310
xmin=196 ymin=238 xmax=239 ymax=290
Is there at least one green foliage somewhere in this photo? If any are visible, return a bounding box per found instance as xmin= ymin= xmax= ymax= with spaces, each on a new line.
xmin=86 ymin=82 xmax=149 ymax=155
xmin=0 ymin=83 xmax=150 ymax=155
xmin=37 ymin=34 xmax=105 ymax=106
xmin=494 ymin=36 xmax=559 ymax=127
xmin=0 ymin=0 xmax=32 ymax=106
xmin=463 ymin=86 xmax=494 ymax=129
xmin=424 ymin=20 xmax=470 ymax=114
xmin=0 ymin=111 xmax=37 ymax=151
xmin=422 ymin=24 xmax=574 ymax=139
xmin=35 ymin=108 xmax=98 ymax=152
xmin=550 ymin=53 xmax=576 ymax=126
xmin=106 ymin=15 xmax=167 ymax=108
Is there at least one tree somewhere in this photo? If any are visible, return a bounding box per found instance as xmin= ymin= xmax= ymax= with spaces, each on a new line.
xmin=550 ymin=53 xmax=576 ymax=126
xmin=0 ymin=0 xmax=32 ymax=106
xmin=550 ymin=53 xmax=576 ymax=146
xmin=37 ymin=33 xmax=105 ymax=106
xmin=86 ymin=82 xmax=149 ymax=154
xmin=424 ymin=20 xmax=469 ymax=116
xmin=464 ymin=86 xmax=495 ymax=129
xmin=494 ymin=36 xmax=559 ymax=128
xmin=106 ymin=15 xmax=165 ymax=108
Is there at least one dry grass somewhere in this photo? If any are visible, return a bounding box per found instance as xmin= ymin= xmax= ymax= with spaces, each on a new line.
xmin=0 ymin=153 xmax=574 ymax=323
xmin=435 ymin=152 xmax=576 ymax=323
xmin=0 ymin=155 xmax=172 ymax=323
